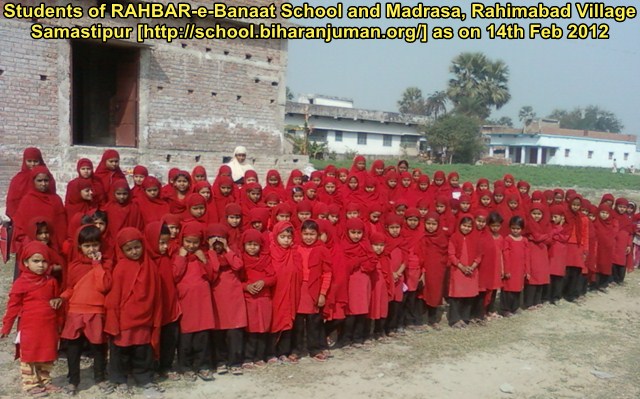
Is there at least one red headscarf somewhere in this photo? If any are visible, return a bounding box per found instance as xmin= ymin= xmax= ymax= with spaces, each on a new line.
xmin=13 ymin=241 xmax=55 ymax=294
xmin=211 ymin=176 xmax=236 ymax=223
xmin=134 ymin=176 xmax=170 ymax=226
xmin=131 ymin=165 xmax=149 ymax=199
xmin=66 ymin=158 xmax=106 ymax=206
xmin=269 ymin=221 xmax=301 ymax=332
xmin=6 ymin=147 xmax=58 ymax=218
xmin=182 ymin=193 xmax=209 ymax=226
xmin=242 ymin=229 xmax=273 ymax=279
xmin=286 ymin=169 xmax=304 ymax=190
xmin=94 ymin=149 xmax=126 ymax=197
xmin=340 ymin=218 xmax=377 ymax=274
xmin=263 ymin=170 xmax=286 ymax=202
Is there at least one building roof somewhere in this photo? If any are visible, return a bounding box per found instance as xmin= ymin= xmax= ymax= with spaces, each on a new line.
xmin=482 ymin=124 xmax=635 ymax=144
xmin=286 ymin=101 xmax=429 ymax=126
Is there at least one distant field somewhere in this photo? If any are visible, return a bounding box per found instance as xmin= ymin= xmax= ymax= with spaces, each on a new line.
xmin=310 ymin=159 xmax=640 ymax=191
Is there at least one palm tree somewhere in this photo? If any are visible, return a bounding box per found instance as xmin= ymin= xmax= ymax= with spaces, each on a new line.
xmin=425 ymin=91 xmax=448 ymax=120
xmin=398 ymin=87 xmax=427 ymax=115
xmin=518 ymin=106 xmax=537 ymax=126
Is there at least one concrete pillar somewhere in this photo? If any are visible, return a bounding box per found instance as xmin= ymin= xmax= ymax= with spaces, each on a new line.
xmin=489 ymin=147 xmax=494 ymax=157
xmin=505 ymin=146 xmax=510 ymax=160
xmin=537 ymin=147 xmax=543 ymax=164
xmin=520 ymin=146 xmax=526 ymax=164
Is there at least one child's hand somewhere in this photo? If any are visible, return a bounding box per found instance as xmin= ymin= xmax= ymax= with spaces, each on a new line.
xmin=0 ymin=333 xmax=7 ymax=339
xmin=49 ymin=298 xmax=63 ymax=310
xmin=504 ymin=273 xmax=511 ymax=280
xmin=179 ymin=247 xmax=187 ymax=257
xmin=253 ymin=280 xmax=265 ymax=292
xmin=525 ymin=274 xmax=531 ymax=280
xmin=245 ymin=283 xmax=260 ymax=295
xmin=219 ymin=237 xmax=229 ymax=251
xmin=91 ymin=251 xmax=102 ymax=261
xmin=194 ymin=249 xmax=207 ymax=263
xmin=317 ymin=294 xmax=326 ymax=307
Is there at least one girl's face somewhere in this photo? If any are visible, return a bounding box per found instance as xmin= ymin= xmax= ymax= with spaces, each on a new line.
xmin=531 ymin=209 xmax=543 ymax=222
xmin=36 ymin=226 xmax=50 ymax=244
xmin=387 ymin=179 xmax=397 ymax=188
xmin=80 ymin=187 xmax=93 ymax=201
xmin=251 ymin=221 xmax=264 ymax=231
xmin=198 ymin=187 xmax=211 ymax=200
xmin=292 ymin=191 xmax=304 ymax=203
xmin=519 ymin=186 xmax=529 ymax=195
xmin=194 ymin=174 xmax=206 ymax=182
xmin=276 ymin=213 xmax=291 ymax=222
xmin=24 ymin=253 xmax=48 ymax=275
xmin=616 ymin=204 xmax=628 ymax=214
xmin=508 ymin=200 xmax=518 ymax=210
xmin=510 ymin=225 xmax=522 ymax=237
xmin=419 ymin=183 xmax=429 ymax=191
xmin=463 ymin=188 xmax=473 ymax=196
xmin=489 ymin=222 xmax=501 ymax=235
xmin=268 ymin=176 xmax=279 ymax=186
xmin=475 ymin=216 xmax=486 ymax=230
xmin=449 ymin=177 xmax=459 ymax=187
xmin=588 ymin=213 xmax=596 ymax=222
xmin=297 ymin=211 xmax=312 ymax=222
xmin=190 ymin=204 xmax=206 ymax=219
xmin=398 ymin=164 xmax=408 ymax=173
xmin=167 ymin=224 xmax=180 ymax=239
xmin=406 ymin=217 xmax=420 ymax=230
xmin=115 ymin=188 xmax=129 ymax=204
xmin=122 ymin=239 xmax=143 ymax=260
xmin=348 ymin=178 xmax=358 ymax=190
xmin=571 ymin=200 xmax=582 ymax=213
xmin=174 ymin=176 xmax=190 ymax=193
xmin=34 ymin=173 xmax=50 ymax=193
xmin=293 ymin=176 xmax=303 ymax=186
xmin=552 ymin=214 xmax=563 ymax=224
xmin=435 ymin=203 xmax=446 ymax=214
xmin=346 ymin=210 xmax=359 ymax=219
xmin=554 ymin=195 xmax=564 ymax=204
xmin=80 ymin=241 xmax=100 ymax=258
xmin=478 ymin=183 xmax=488 ymax=191
xmin=460 ymin=221 xmax=473 ymax=235
xmin=317 ymin=213 xmax=328 ymax=220
xmin=395 ymin=206 xmax=406 ymax=216
xmin=387 ymin=225 xmax=401 ymax=238
xmin=220 ymin=185 xmax=232 ymax=196
xmin=301 ymin=228 xmax=318 ymax=245
xmin=338 ymin=173 xmax=348 ymax=183
xmin=348 ymin=229 xmax=363 ymax=243
xmin=159 ymin=234 xmax=170 ymax=255
xmin=244 ymin=241 xmax=261 ymax=256
xmin=356 ymin=160 xmax=366 ymax=171
xmin=364 ymin=186 xmax=375 ymax=193
xmin=305 ymin=188 xmax=317 ymax=199
xmin=248 ymin=189 xmax=261 ymax=203
xmin=434 ymin=178 xmax=444 ymax=186
xmin=266 ymin=200 xmax=279 ymax=208
xmin=245 ymin=176 xmax=258 ymax=185
xmin=182 ymin=236 xmax=201 ymax=254
xmin=425 ymin=219 xmax=438 ymax=233
xmin=627 ymin=206 xmax=636 ymax=215
xmin=79 ymin=166 xmax=92 ymax=178
xmin=25 ymin=159 xmax=41 ymax=169
xmin=504 ymin=179 xmax=513 ymax=187
xmin=369 ymin=211 xmax=381 ymax=223
xmin=494 ymin=194 xmax=504 ymax=203
xmin=372 ymin=243 xmax=385 ymax=255
xmin=375 ymin=167 xmax=384 ymax=176
xmin=418 ymin=208 xmax=428 ymax=217
xmin=401 ymin=178 xmax=411 ymax=188
xmin=94 ymin=218 xmax=106 ymax=233
xmin=325 ymin=183 xmax=336 ymax=194
xmin=599 ymin=210 xmax=610 ymax=220
xmin=105 ymin=158 xmax=119 ymax=170
xmin=328 ymin=214 xmax=339 ymax=225
xmin=277 ymin=230 xmax=293 ymax=248
xmin=480 ymin=196 xmax=492 ymax=207
xmin=133 ymin=174 xmax=145 ymax=186
xmin=145 ymin=186 xmax=159 ymax=199
xmin=311 ymin=177 xmax=322 ymax=186
xmin=227 ymin=215 xmax=241 ymax=227
xmin=460 ymin=202 xmax=471 ymax=212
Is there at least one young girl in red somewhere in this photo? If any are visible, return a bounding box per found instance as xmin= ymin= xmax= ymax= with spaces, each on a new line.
xmin=402 ymin=208 xmax=425 ymax=328
xmin=294 ymin=220 xmax=332 ymax=361
xmin=5 ymin=147 xmax=53 ymax=218
xmin=173 ymin=223 xmax=215 ymax=381
xmin=612 ymin=198 xmax=633 ymax=283
xmin=208 ymin=224 xmax=247 ymax=375
xmin=594 ymin=204 xmax=617 ymax=290
xmin=483 ymin=212 xmax=505 ymax=319
xmin=501 ymin=216 xmax=530 ymax=316
xmin=60 ymin=225 xmax=111 ymax=395
xmin=368 ymin=232 xmax=392 ymax=340
xmin=382 ymin=214 xmax=406 ymax=335
xmin=135 ymin=176 xmax=170 ymax=226
xmin=131 ymin=165 xmax=149 ymax=200
xmin=524 ymin=204 xmax=551 ymax=309
xmin=269 ymin=221 xmax=302 ymax=363
xmin=66 ymin=158 xmax=106 ymax=207
xmin=144 ymin=221 xmax=181 ymax=381
xmin=2 ymin=241 xmax=63 ymax=396
xmin=164 ymin=170 xmax=192 ymax=215
xmin=224 ymin=203 xmax=243 ymax=253
xmin=103 ymin=180 xmax=144 ymax=239
xmin=210 ymin=176 xmax=237 ymax=223
xmin=563 ymin=195 xmax=589 ymax=302
xmin=263 ymin=170 xmax=286 ymax=202
xmin=420 ymin=212 xmax=449 ymax=328
xmin=241 ymin=229 xmax=276 ymax=368
xmin=93 ymin=150 xmax=127 ymax=198
xmin=447 ymin=217 xmax=481 ymax=328
xmin=548 ymin=205 xmax=569 ymax=304
xmin=105 ymin=228 xmax=163 ymax=394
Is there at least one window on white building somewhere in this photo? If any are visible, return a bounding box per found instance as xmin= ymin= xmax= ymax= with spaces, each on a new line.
xmin=624 ymin=153 xmax=629 ymax=161
xmin=609 ymin=152 xmax=614 ymax=160
xmin=334 ymin=131 xmax=343 ymax=142
xmin=564 ymin=149 xmax=570 ymax=157
xmin=588 ymin=151 xmax=593 ymax=159
xmin=357 ymin=133 xmax=367 ymax=145
xmin=383 ymin=135 xmax=392 ymax=147
xmin=400 ymin=136 xmax=419 ymax=145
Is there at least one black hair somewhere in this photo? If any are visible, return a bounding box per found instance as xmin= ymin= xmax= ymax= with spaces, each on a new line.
xmin=280 ymin=227 xmax=294 ymax=235
xmin=301 ymin=219 xmax=319 ymax=232
xmin=35 ymin=221 xmax=49 ymax=232
xmin=160 ymin=223 xmax=171 ymax=236
xmin=80 ymin=214 xmax=94 ymax=225
xmin=488 ymin=211 xmax=503 ymax=225
xmin=458 ymin=216 xmax=474 ymax=226
xmin=78 ymin=225 xmax=102 ymax=245
xmin=509 ymin=216 xmax=525 ymax=229
xmin=397 ymin=159 xmax=409 ymax=168
xmin=92 ymin=210 xmax=108 ymax=223
xmin=291 ymin=186 xmax=303 ymax=194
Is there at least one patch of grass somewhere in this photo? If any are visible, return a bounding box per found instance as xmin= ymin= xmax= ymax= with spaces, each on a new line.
xmin=310 ymin=159 xmax=640 ymax=191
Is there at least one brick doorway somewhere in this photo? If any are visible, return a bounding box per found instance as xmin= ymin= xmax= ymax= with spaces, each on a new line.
xmin=72 ymin=41 xmax=139 ymax=147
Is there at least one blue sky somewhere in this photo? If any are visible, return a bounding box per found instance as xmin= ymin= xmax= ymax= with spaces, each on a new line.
xmin=286 ymin=0 xmax=640 ymax=137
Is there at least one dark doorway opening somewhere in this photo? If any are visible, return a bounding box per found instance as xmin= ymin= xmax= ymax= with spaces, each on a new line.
xmin=72 ymin=41 xmax=139 ymax=147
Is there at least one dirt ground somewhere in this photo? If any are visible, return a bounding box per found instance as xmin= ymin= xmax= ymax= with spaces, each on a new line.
xmin=0 ymin=255 xmax=638 ymax=399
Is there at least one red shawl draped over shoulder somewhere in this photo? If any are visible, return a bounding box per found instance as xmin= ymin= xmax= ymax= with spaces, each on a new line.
xmin=103 ymin=180 xmax=144 ymax=238
xmin=269 ymin=221 xmax=302 ymax=332
xmin=66 ymin=158 xmax=106 ymax=207
xmin=93 ymin=149 xmax=126 ymax=198
xmin=134 ymin=176 xmax=170 ymax=226
xmin=6 ymin=147 xmax=57 ymax=218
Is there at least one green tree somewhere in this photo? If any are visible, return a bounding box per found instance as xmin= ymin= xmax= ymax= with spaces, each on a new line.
xmin=423 ymin=114 xmax=483 ymax=164
xmin=486 ymin=116 xmax=514 ymax=127
xmin=447 ymin=52 xmax=511 ymax=119
xmin=547 ymin=106 xmax=624 ymax=132
xmin=518 ymin=105 xmax=537 ymax=126
xmin=397 ymin=87 xmax=427 ymax=115
xmin=286 ymin=86 xmax=294 ymax=101
xmin=425 ymin=90 xmax=448 ymax=120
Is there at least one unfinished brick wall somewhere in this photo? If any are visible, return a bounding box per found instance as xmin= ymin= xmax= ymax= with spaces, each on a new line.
xmin=0 ymin=0 xmax=290 ymax=209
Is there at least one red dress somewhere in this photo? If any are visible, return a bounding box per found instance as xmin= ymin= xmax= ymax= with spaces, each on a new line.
xmin=526 ymin=223 xmax=552 ymax=285
xmin=173 ymin=254 xmax=215 ymax=333
xmin=242 ymin=247 xmax=276 ymax=333
xmin=210 ymin=250 xmax=247 ymax=330
xmin=270 ymin=222 xmax=302 ymax=333
xmin=420 ymin=228 xmax=449 ymax=307
xmin=502 ymin=236 xmax=530 ymax=292
xmin=549 ymin=225 xmax=570 ymax=277
xmin=447 ymin=232 xmax=481 ymax=298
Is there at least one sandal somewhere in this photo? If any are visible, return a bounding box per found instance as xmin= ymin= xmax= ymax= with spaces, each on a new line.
xmin=142 ymin=382 xmax=166 ymax=393
xmin=183 ymin=371 xmax=197 ymax=382
xmin=97 ymin=381 xmax=115 ymax=394
xmin=26 ymin=386 xmax=49 ymax=398
xmin=61 ymin=383 xmax=78 ymax=396
xmin=115 ymin=384 xmax=133 ymax=396
xmin=287 ymin=354 xmax=299 ymax=364
xmin=230 ymin=366 xmax=243 ymax=375
xmin=43 ymin=384 xmax=63 ymax=394
xmin=165 ymin=371 xmax=181 ymax=381
xmin=254 ymin=360 xmax=267 ymax=368
xmin=312 ymin=353 xmax=328 ymax=362
xmin=266 ymin=357 xmax=279 ymax=365
xmin=197 ymin=369 xmax=214 ymax=381
xmin=242 ymin=362 xmax=256 ymax=370
xmin=216 ymin=365 xmax=228 ymax=375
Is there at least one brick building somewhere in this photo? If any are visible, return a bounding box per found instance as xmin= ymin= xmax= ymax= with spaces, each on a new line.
xmin=0 ymin=1 xmax=303 ymax=209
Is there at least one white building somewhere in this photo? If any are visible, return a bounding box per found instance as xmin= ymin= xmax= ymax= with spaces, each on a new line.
xmin=285 ymin=95 xmax=428 ymax=157
xmin=482 ymin=119 xmax=637 ymax=169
